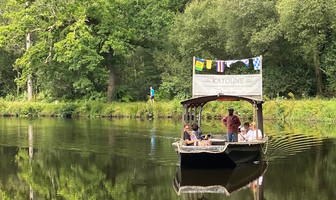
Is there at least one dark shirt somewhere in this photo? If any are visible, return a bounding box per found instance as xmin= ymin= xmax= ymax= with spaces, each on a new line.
xmin=183 ymin=131 xmax=191 ymax=140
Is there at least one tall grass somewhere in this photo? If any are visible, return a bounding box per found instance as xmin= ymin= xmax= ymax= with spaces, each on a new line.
xmin=0 ymin=98 xmax=335 ymax=122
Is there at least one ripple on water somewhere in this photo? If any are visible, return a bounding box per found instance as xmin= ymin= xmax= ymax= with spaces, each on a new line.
xmin=265 ymin=133 xmax=324 ymax=162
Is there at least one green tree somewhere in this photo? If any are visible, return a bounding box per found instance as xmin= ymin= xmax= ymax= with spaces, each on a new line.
xmin=117 ymin=0 xmax=189 ymax=101
xmin=0 ymin=0 xmax=135 ymax=101
xmin=277 ymin=0 xmax=336 ymax=95
xmin=159 ymin=0 xmax=335 ymax=99
xmin=0 ymin=49 xmax=17 ymax=98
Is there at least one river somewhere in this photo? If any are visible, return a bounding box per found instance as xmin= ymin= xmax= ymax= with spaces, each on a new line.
xmin=0 ymin=118 xmax=335 ymax=199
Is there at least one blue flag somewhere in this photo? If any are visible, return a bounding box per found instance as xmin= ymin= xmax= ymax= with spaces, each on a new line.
xmin=252 ymin=57 xmax=261 ymax=70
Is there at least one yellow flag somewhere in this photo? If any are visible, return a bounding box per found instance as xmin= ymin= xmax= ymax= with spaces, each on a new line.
xmin=206 ymin=60 xmax=212 ymax=69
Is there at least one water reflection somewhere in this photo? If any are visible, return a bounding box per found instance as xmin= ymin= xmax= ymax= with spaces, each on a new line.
xmin=173 ymin=162 xmax=267 ymax=199
xmin=28 ymin=123 xmax=33 ymax=200
xmin=0 ymin=118 xmax=180 ymax=199
xmin=149 ymin=127 xmax=156 ymax=159
xmin=0 ymin=118 xmax=335 ymax=199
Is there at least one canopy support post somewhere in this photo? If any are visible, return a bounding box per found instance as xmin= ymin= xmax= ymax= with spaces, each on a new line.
xmin=181 ymin=105 xmax=186 ymax=139
xmin=256 ymin=103 xmax=264 ymax=138
xmin=198 ymin=105 xmax=203 ymax=129
xmin=194 ymin=106 xmax=197 ymax=124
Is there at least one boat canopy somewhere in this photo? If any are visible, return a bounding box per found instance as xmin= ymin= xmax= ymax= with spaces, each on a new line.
xmin=181 ymin=94 xmax=263 ymax=107
xmin=180 ymin=94 xmax=264 ymax=136
xmin=180 ymin=56 xmax=264 ymax=138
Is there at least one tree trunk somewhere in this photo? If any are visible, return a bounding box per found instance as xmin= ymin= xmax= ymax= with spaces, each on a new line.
xmin=107 ymin=64 xmax=115 ymax=102
xmin=313 ymin=52 xmax=323 ymax=95
xmin=17 ymin=70 xmax=20 ymax=97
xmin=27 ymin=76 xmax=33 ymax=101
xmin=26 ymin=2 xmax=33 ymax=101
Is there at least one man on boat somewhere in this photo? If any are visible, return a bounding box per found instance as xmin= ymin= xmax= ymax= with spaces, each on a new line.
xmin=222 ymin=108 xmax=241 ymax=142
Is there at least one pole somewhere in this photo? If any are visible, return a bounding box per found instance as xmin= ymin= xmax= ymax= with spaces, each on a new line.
xmin=259 ymin=55 xmax=263 ymax=101
xmin=257 ymin=103 xmax=264 ymax=138
xmin=198 ymin=106 xmax=202 ymax=129
xmin=192 ymin=56 xmax=195 ymax=98
xmin=181 ymin=105 xmax=186 ymax=139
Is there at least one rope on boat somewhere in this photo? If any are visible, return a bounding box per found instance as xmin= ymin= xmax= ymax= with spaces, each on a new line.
xmin=262 ymin=139 xmax=268 ymax=154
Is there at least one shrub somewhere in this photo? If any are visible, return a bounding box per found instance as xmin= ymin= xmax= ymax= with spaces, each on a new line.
xmin=60 ymin=103 xmax=76 ymax=118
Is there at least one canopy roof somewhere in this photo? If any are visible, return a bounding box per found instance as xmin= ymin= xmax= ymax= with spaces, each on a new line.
xmin=181 ymin=94 xmax=263 ymax=107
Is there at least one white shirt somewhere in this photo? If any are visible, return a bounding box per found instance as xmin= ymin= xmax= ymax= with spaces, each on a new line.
xmin=246 ymin=129 xmax=262 ymax=141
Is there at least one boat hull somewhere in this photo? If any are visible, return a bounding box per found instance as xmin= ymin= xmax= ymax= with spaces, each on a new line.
xmin=179 ymin=152 xmax=237 ymax=168
xmin=175 ymin=139 xmax=267 ymax=168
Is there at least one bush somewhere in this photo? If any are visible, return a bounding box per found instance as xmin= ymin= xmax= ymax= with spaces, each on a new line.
xmin=60 ymin=103 xmax=76 ymax=118
xmin=0 ymin=99 xmax=334 ymax=122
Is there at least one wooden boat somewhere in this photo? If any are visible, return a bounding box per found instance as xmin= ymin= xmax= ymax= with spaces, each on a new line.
xmin=172 ymin=56 xmax=268 ymax=168
xmin=173 ymin=161 xmax=267 ymax=196
xmin=172 ymin=95 xmax=268 ymax=168
xmin=173 ymin=136 xmax=267 ymax=168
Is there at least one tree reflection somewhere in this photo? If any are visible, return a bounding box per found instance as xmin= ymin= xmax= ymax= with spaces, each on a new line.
xmin=15 ymin=149 xmax=111 ymax=199
xmin=12 ymin=149 xmax=179 ymax=199
xmin=28 ymin=123 xmax=33 ymax=200
xmin=0 ymin=118 xmax=335 ymax=199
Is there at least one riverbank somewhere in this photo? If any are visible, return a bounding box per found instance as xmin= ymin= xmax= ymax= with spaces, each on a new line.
xmin=0 ymin=98 xmax=335 ymax=122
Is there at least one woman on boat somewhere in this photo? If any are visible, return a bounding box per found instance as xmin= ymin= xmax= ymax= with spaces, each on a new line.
xmin=183 ymin=124 xmax=200 ymax=146
xmin=183 ymin=124 xmax=210 ymax=146
xmin=246 ymin=122 xmax=263 ymax=140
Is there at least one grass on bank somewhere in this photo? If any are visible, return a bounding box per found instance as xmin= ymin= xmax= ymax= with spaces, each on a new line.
xmin=0 ymin=98 xmax=335 ymax=122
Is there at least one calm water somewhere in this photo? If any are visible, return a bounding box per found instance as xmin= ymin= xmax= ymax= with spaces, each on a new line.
xmin=0 ymin=118 xmax=335 ymax=200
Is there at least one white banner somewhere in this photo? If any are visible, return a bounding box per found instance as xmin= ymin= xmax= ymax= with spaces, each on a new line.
xmin=193 ymin=74 xmax=262 ymax=100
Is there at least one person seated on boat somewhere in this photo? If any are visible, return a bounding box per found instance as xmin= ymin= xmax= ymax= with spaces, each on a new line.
xmin=238 ymin=122 xmax=250 ymax=142
xmin=191 ymin=123 xmax=211 ymax=146
xmin=183 ymin=124 xmax=201 ymax=146
xmin=246 ymin=122 xmax=263 ymax=141
xmin=222 ymin=107 xmax=241 ymax=142
xmin=191 ymin=123 xmax=210 ymax=140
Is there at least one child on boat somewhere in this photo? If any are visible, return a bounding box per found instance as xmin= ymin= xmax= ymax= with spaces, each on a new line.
xmin=239 ymin=122 xmax=250 ymax=142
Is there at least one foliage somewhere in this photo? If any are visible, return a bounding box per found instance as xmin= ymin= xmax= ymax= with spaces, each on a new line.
xmin=0 ymin=0 xmax=336 ymax=101
xmin=158 ymin=0 xmax=336 ymax=99
xmin=0 ymin=99 xmax=335 ymax=122
xmin=276 ymin=0 xmax=336 ymax=95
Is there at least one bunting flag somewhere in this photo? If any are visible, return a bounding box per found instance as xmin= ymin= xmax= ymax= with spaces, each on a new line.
xmin=195 ymin=56 xmax=259 ymax=71
xmin=252 ymin=56 xmax=261 ymax=70
xmin=206 ymin=60 xmax=212 ymax=69
xmin=226 ymin=60 xmax=238 ymax=68
xmin=239 ymin=59 xmax=249 ymax=67
xmin=216 ymin=61 xmax=225 ymax=72
xmin=195 ymin=58 xmax=205 ymax=71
